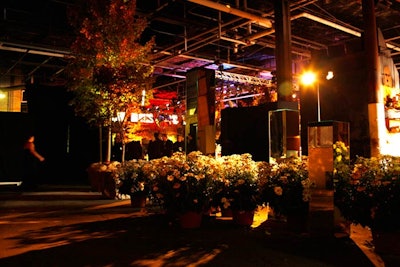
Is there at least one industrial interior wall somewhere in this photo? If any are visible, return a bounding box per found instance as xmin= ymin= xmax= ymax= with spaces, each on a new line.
xmin=186 ymin=68 xmax=216 ymax=155
xmin=300 ymin=48 xmax=370 ymax=158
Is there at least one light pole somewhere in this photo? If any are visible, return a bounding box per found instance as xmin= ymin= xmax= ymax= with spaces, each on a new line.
xmin=316 ymin=83 xmax=321 ymax=122
xmin=300 ymin=71 xmax=334 ymax=122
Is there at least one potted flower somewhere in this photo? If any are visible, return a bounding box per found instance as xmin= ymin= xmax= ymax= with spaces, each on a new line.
xmin=333 ymin=154 xmax=400 ymax=255
xmin=260 ymin=156 xmax=313 ymax=225
xmin=87 ymin=161 xmax=120 ymax=199
xmin=114 ymin=159 xmax=150 ymax=208
xmin=216 ymin=153 xmax=260 ymax=225
xmin=148 ymin=151 xmax=216 ymax=228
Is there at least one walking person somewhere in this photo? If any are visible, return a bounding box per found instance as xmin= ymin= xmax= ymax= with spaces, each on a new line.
xmin=22 ymin=135 xmax=45 ymax=190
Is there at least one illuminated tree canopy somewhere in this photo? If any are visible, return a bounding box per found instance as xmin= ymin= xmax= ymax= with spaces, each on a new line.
xmin=67 ymin=0 xmax=155 ymax=127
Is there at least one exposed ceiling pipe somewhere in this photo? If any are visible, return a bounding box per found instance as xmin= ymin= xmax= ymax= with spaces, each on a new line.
xmin=153 ymin=79 xmax=186 ymax=90
xmin=292 ymin=13 xmax=400 ymax=53
xmin=158 ymin=52 xmax=269 ymax=72
xmin=291 ymin=12 xmax=362 ymax=37
xmin=155 ymin=17 xmax=243 ymax=61
xmin=28 ymin=57 xmax=52 ymax=77
xmin=292 ymin=36 xmax=328 ymax=50
xmin=387 ymin=43 xmax=400 ymax=52
xmin=187 ymin=0 xmax=272 ymax=28
xmin=247 ymin=12 xmax=362 ymax=41
xmin=0 ymin=42 xmax=71 ymax=58
xmin=219 ymin=36 xmax=254 ymax=46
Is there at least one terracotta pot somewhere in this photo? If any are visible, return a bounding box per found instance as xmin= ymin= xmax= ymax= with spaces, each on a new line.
xmin=130 ymin=192 xmax=147 ymax=209
xmin=102 ymin=172 xmax=116 ymax=199
xmin=87 ymin=169 xmax=116 ymax=199
xmin=179 ymin=211 xmax=202 ymax=229
xmin=232 ymin=210 xmax=254 ymax=226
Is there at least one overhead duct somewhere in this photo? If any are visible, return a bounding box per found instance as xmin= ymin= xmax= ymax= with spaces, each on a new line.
xmin=187 ymin=0 xmax=272 ymax=28
xmin=247 ymin=12 xmax=362 ymax=41
xmin=291 ymin=12 xmax=362 ymax=37
xmin=0 ymin=42 xmax=71 ymax=58
xmin=292 ymin=13 xmax=400 ymax=53
xmin=387 ymin=43 xmax=400 ymax=52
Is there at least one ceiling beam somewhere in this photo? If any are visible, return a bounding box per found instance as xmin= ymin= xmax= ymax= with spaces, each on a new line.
xmin=187 ymin=0 xmax=272 ymax=28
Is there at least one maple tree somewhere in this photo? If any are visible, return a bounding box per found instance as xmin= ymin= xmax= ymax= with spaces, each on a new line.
xmin=66 ymin=0 xmax=155 ymax=162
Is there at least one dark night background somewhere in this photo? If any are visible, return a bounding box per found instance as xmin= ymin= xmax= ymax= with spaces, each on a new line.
xmin=0 ymin=85 xmax=99 ymax=184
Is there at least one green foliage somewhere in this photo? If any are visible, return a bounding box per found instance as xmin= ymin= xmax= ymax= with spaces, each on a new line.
xmin=334 ymin=153 xmax=400 ymax=231
xmin=114 ymin=159 xmax=149 ymax=195
xmin=66 ymin=0 xmax=155 ymax=127
xmin=145 ymin=152 xmax=217 ymax=213
xmin=260 ymin=156 xmax=313 ymax=217
xmin=214 ymin=154 xmax=261 ymax=211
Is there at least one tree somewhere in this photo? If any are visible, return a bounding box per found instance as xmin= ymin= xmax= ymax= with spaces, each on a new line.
xmin=66 ymin=0 xmax=154 ymax=162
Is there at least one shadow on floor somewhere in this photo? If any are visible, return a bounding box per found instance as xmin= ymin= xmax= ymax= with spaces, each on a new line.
xmin=0 ymin=213 xmax=381 ymax=267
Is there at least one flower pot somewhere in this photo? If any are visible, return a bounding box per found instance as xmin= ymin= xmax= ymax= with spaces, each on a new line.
xmin=179 ymin=211 xmax=202 ymax=229
xmin=102 ymin=171 xmax=116 ymax=199
xmin=130 ymin=192 xmax=147 ymax=209
xmin=87 ymin=169 xmax=102 ymax=192
xmin=232 ymin=210 xmax=254 ymax=226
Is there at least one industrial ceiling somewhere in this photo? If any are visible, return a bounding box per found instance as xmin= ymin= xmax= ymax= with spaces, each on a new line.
xmin=1 ymin=0 xmax=400 ymax=93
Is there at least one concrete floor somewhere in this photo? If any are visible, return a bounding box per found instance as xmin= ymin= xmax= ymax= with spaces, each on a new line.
xmin=0 ymin=185 xmax=396 ymax=267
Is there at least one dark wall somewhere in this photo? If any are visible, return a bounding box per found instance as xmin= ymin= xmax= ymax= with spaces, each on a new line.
xmin=220 ymin=104 xmax=272 ymax=162
xmin=300 ymin=51 xmax=370 ymax=158
xmin=0 ymin=112 xmax=34 ymax=181
xmin=0 ymin=84 xmax=100 ymax=184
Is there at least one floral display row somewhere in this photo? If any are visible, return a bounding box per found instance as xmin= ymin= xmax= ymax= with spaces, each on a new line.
xmin=101 ymin=152 xmax=313 ymax=223
xmin=332 ymin=142 xmax=400 ymax=233
xmin=88 ymin=145 xmax=400 ymax=238
xmin=332 ymin=142 xmax=400 ymax=256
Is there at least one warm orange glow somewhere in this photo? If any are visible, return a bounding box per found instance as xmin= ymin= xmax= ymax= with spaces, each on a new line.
xmin=130 ymin=113 xmax=154 ymax=123
xmin=301 ymin=71 xmax=317 ymax=86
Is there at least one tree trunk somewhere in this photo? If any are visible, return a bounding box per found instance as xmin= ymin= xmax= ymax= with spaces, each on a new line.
xmin=99 ymin=125 xmax=103 ymax=163
xmin=121 ymin=143 xmax=126 ymax=163
xmin=106 ymin=125 xmax=112 ymax=162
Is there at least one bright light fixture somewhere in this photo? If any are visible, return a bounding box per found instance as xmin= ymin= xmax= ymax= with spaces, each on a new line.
xmin=301 ymin=71 xmax=317 ymax=86
xmin=326 ymin=71 xmax=334 ymax=80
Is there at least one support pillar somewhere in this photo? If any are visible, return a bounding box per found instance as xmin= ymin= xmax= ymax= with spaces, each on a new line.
xmin=274 ymin=0 xmax=294 ymax=105
xmin=363 ymin=0 xmax=382 ymax=157
xmin=272 ymin=0 xmax=300 ymax=157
